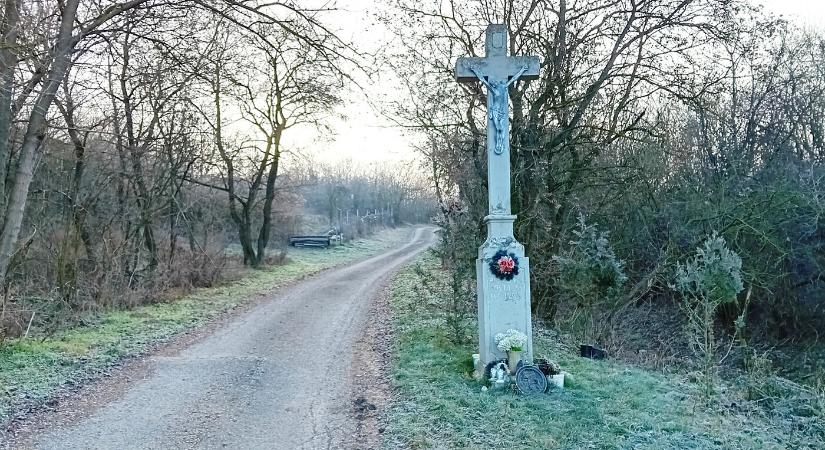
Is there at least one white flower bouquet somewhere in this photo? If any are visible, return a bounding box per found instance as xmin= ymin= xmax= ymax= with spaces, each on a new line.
xmin=494 ymin=329 xmax=527 ymax=352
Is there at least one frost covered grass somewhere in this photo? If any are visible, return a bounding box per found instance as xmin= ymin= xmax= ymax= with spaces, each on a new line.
xmin=384 ymin=257 xmax=824 ymax=449
xmin=0 ymin=227 xmax=412 ymax=425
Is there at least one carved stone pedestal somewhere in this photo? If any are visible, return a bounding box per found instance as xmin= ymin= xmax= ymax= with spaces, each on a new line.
xmin=476 ymin=214 xmax=532 ymax=368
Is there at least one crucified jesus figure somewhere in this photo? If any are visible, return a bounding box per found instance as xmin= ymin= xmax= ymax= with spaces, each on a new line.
xmin=470 ymin=65 xmax=529 ymax=155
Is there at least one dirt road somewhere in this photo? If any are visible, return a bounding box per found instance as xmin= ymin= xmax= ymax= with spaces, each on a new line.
xmin=22 ymin=227 xmax=436 ymax=450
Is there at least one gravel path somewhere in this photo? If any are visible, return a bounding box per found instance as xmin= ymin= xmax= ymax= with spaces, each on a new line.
xmin=24 ymin=227 xmax=436 ymax=450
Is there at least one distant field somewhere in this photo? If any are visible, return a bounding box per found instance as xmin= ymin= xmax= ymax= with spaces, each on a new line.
xmin=384 ymin=258 xmax=825 ymax=450
xmin=0 ymin=227 xmax=413 ymax=427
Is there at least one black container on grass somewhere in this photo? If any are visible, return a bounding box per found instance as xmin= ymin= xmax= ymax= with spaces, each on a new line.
xmin=580 ymin=344 xmax=606 ymax=360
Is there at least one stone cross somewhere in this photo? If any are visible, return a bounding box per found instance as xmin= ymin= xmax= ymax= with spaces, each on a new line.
xmin=455 ymin=24 xmax=540 ymax=369
xmin=455 ymin=24 xmax=540 ymax=216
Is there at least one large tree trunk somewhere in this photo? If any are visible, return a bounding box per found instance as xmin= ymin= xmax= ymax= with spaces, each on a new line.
xmin=0 ymin=0 xmax=20 ymax=207
xmin=0 ymin=0 xmax=80 ymax=289
xmin=211 ymin=64 xmax=257 ymax=267
xmin=255 ymin=130 xmax=282 ymax=267
xmin=237 ymin=213 xmax=256 ymax=266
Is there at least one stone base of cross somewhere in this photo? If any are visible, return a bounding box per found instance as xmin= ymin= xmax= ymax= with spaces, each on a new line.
xmin=455 ymin=24 xmax=540 ymax=369
xmin=475 ymin=216 xmax=533 ymax=367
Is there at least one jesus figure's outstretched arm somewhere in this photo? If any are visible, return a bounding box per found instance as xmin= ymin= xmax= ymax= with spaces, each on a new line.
xmin=468 ymin=66 xmax=492 ymax=90
xmin=506 ymin=66 xmax=529 ymax=87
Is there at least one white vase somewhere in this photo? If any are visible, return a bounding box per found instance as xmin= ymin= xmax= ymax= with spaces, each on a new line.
xmin=549 ymin=373 xmax=565 ymax=389
xmin=507 ymin=350 xmax=522 ymax=373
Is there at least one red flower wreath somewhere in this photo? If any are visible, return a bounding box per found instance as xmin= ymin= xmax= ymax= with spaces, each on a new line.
xmin=490 ymin=250 xmax=520 ymax=280
xmin=498 ymin=256 xmax=515 ymax=273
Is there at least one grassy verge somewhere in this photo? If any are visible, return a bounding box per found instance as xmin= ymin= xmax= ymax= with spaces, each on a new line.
xmin=0 ymin=227 xmax=412 ymax=423
xmin=385 ymin=257 xmax=824 ymax=450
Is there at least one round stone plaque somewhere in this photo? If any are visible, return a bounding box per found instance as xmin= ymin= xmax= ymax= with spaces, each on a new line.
xmin=514 ymin=365 xmax=548 ymax=395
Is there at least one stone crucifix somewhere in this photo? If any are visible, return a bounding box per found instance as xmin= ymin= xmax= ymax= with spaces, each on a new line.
xmin=455 ymin=24 xmax=541 ymax=370
xmin=455 ymin=24 xmax=540 ymax=216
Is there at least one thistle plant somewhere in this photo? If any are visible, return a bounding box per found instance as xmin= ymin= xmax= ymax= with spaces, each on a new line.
xmin=674 ymin=233 xmax=744 ymax=400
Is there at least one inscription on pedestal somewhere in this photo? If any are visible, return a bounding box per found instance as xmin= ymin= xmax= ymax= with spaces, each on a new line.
xmin=490 ymin=282 xmax=520 ymax=302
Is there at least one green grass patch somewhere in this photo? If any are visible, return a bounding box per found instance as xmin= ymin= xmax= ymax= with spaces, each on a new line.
xmin=0 ymin=227 xmax=412 ymax=423
xmin=385 ymin=258 xmax=823 ymax=449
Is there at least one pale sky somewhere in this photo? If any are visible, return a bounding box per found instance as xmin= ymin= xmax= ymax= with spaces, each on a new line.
xmin=287 ymin=0 xmax=825 ymax=165
xmin=284 ymin=0 xmax=411 ymax=165
xmin=757 ymin=0 xmax=825 ymax=27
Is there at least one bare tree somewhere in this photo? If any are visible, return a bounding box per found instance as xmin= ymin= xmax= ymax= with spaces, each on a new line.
xmin=202 ymin=24 xmax=344 ymax=266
